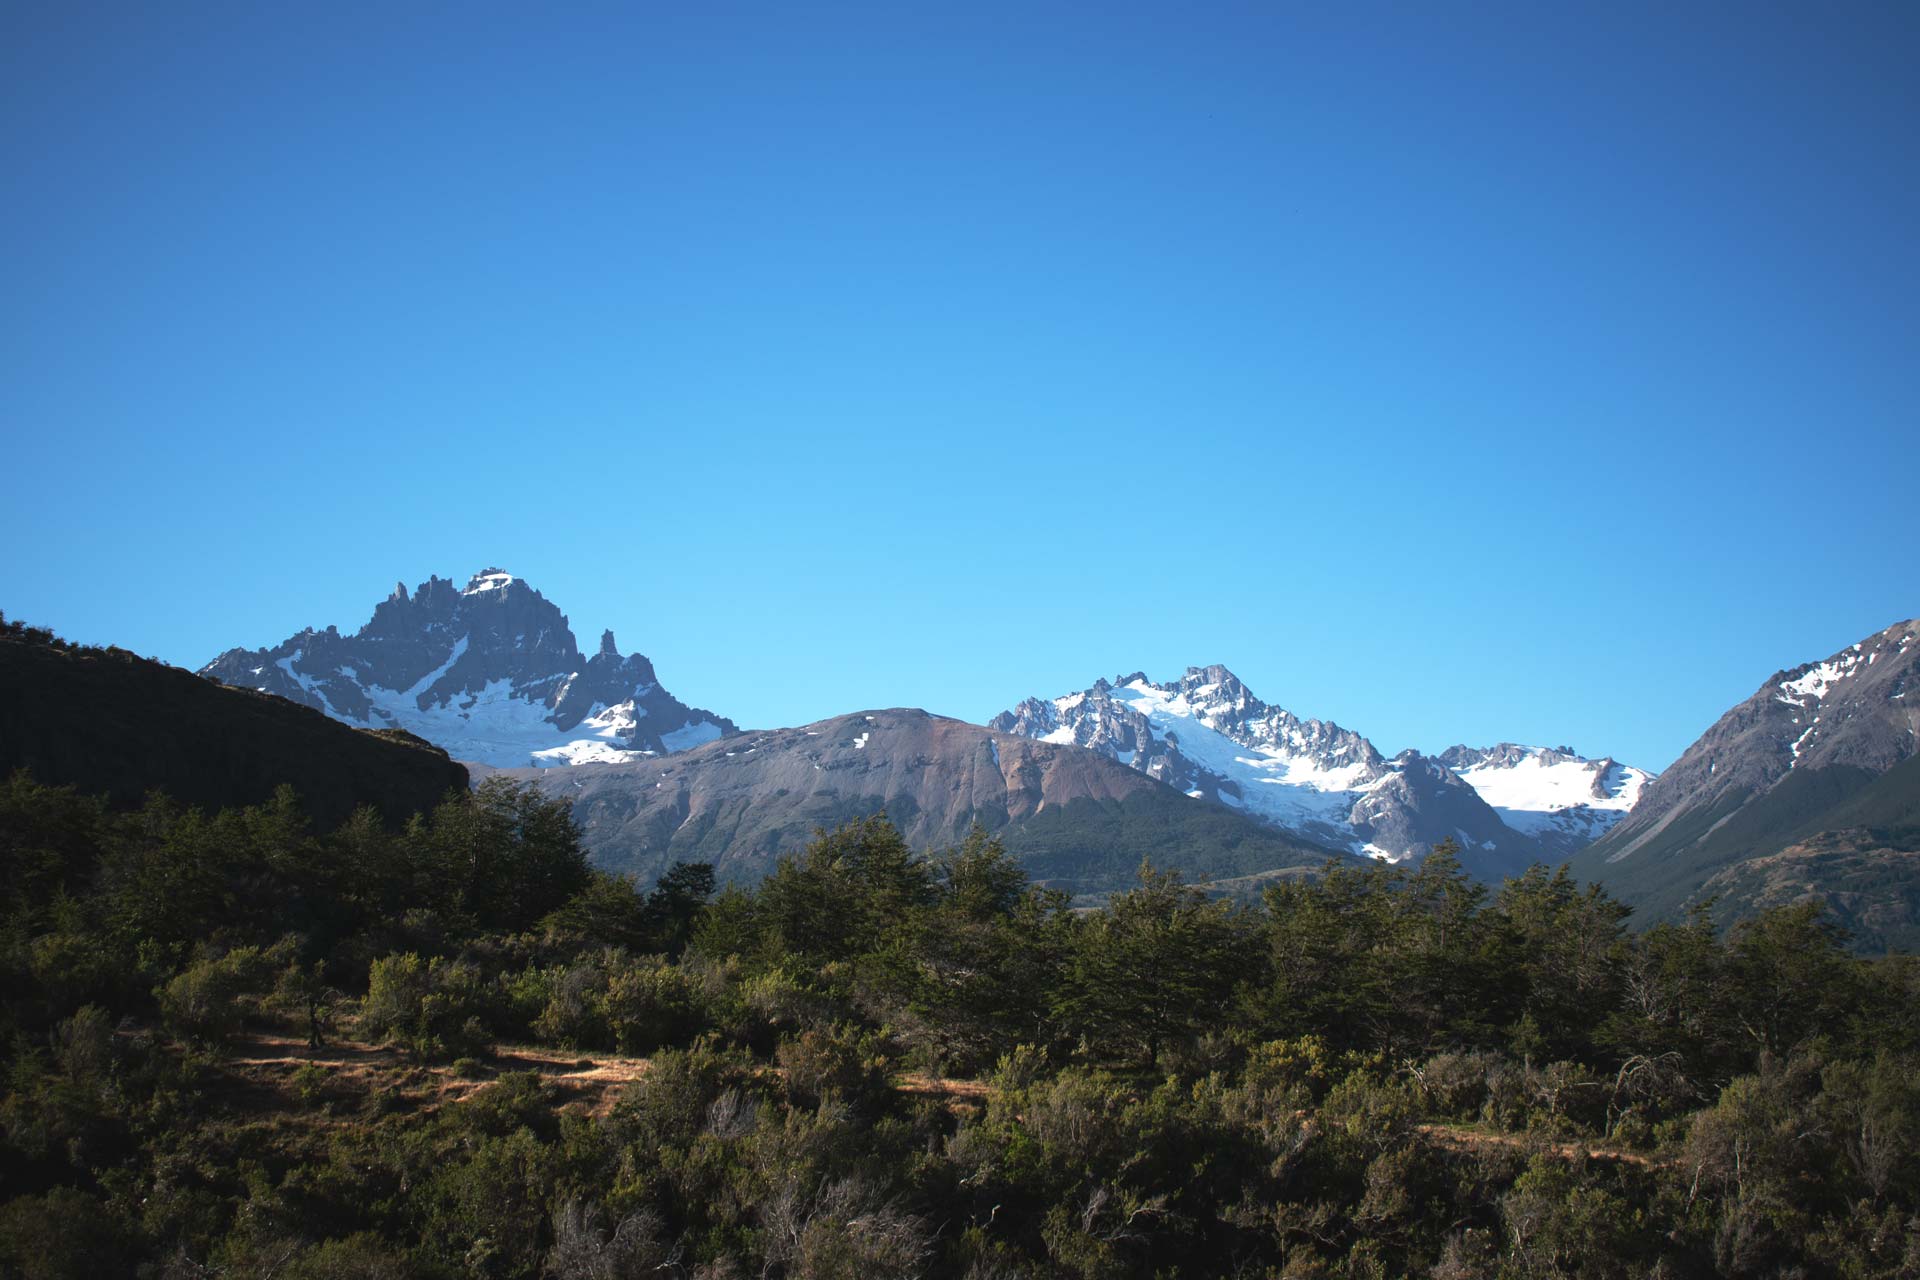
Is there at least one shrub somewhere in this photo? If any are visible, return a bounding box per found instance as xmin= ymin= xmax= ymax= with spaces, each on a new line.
xmin=50 ymin=1005 xmax=115 ymax=1083
xmin=0 ymin=1187 xmax=137 ymax=1280
xmin=1418 ymin=1051 xmax=1502 ymax=1119
xmin=290 ymin=1061 xmax=331 ymax=1105
xmin=777 ymin=1026 xmax=889 ymax=1111
xmin=1527 ymin=1060 xmax=1607 ymax=1135
xmin=533 ymin=959 xmax=612 ymax=1050
xmin=359 ymin=953 xmax=495 ymax=1060
xmin=279 ymin=1233 xmax=413 ymax=1280
xmin=614 ymin=1038 xmax=752 ymax=1151
xmin=545 ymin=1201 xmax=683 ymax=1280
xmin=603 ymin=958 xmax=704 ymax=1056
xmin=156 ymin=946 xmax=273 ymax=1047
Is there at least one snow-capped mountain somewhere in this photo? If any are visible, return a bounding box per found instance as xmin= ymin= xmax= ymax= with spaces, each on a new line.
xmin=994 ymin=665 xmax=1651 ymax=874
xmin=1434 ymin=744 xmax=1653 ymax=856
xmin=200 ymin=569 xmax=735 ymax=768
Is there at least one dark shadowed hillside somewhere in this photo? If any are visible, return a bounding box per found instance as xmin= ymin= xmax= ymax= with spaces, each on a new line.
xmin=0 ymin=623 xmax=467 ymax=827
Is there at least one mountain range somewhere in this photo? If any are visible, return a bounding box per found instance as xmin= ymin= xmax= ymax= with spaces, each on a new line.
xmin=482 ymin=707 xmax=1337 ymax=896
xmin=993 ymin=665 xmax=1651 ymax=880
xmin=67 ymin=565 xmax=1909 ymax=942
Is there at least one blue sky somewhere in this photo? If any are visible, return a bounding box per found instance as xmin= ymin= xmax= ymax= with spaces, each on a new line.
xmin=3 ymin=2 xmax=1915 ymax=770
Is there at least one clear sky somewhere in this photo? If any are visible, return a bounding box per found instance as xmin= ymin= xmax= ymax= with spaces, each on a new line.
xmin=3 ymin=2 xmax=1916 ymax=770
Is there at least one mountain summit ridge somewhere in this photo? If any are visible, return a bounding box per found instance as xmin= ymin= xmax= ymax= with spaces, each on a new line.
xmin=200 ymin=569 xmax=735 ymax=768
xmin=1566 ymin=618 xmax=1920 ymax=942
xmin=994 ymin=664 xmax=1651 ymax=875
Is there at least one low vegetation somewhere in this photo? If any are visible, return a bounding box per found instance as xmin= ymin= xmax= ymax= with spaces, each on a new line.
xmin=4 ymin=771 xmax=1918 ymax=1277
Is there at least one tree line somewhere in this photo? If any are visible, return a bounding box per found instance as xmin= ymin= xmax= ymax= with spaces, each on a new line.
xmin=3 ymin=771 xmax=1917 ymax=1278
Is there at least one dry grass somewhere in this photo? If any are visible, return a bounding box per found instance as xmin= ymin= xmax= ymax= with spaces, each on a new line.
xmin=1415 ymin=1122 xmax=1673 ymax=1169
xmin=224 ymin=1032 xmax=652 ymax=1118
xmin=893 ymin=1072 xmax=991 ymax=1115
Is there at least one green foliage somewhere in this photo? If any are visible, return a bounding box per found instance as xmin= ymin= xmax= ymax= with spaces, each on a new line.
xmin=411 ymin=776 xmax=594 ymax=935
xmin=776 ymin=1026 xmax=890 ymax=1111
xmin=0 ymin=1186 xmax=138 ymax=1280
xmin=602 ymin=956 xmax=705 ymax=1056
xmin=360 ymin=952 xmax=495 ymax=1060
xmin=155 ymin=945 xmax=276 ymax=1047
xmin=1056 ymin=860 xmax=1256 ymax=1065
xmin=5 ymin=776 xmax=1920 ymax=1280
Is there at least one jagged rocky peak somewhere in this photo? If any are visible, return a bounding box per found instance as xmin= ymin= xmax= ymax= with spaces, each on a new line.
xmin=995 ymin=665 xmax=1650 ymax=875
xmin=465 ymin=567 xmax=516 ymax=594
xmin=200 ymin=568 xmax=736 ymax=769
xmin=994 ymin=666 xmax=1505 ymax=871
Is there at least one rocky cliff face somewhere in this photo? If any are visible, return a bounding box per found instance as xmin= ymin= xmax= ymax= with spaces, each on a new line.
xmin=200 ymin=569 xmax=734 ymax=767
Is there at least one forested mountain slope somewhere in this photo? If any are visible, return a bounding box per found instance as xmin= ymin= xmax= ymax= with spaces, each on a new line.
xmin=0 ymin=616 xmax=465 ymax=827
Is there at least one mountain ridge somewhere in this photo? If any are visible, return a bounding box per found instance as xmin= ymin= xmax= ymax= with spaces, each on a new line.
xmin=200 ymin=569 xmax=735 ymax=768
xmin=993 ymin=664 xmax=1651 ymax=878
xmin=492 ymin=706 xmax=1351 ymax=895
xmin=1570 ymin=618 xmax=1920 ymax=930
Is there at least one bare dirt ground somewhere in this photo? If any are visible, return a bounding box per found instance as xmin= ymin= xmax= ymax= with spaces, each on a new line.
xmin=225 ymin=1032 xmax=652 ymax=1118
xmin=894 ymin=1072 xmax=992 ymax=1115
xmin=1414 ymin=1122 xmax=1672 ymax=1169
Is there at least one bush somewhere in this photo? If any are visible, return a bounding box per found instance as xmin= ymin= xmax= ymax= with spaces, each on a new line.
xmin=0 ymin=1187 xmax=138 ymax=1280
xmin=279 ymin=1232 xmax=413 ymax=1280
xmin=613 ymin=1038 xmax=753 ymax=1151
xmin=156 ymin=946 xmax=273 ymax=1047
xmin=533 ymin=959 xmax=612 ymax=1050
xmin=1418 ymin=1050 xmax=1502 ymax=1119
xmin=1527 ymin=1060 xmax=1607 ymax=1135
xmin=49 ymin=1005 xmax=115 ymax=1084
xmin=603 ymin=958 xmax=704 ymax=1056
xmin=777 ymin=1026 xmax=890 ymax=1111
xmin=359 ymin=953 xmax=495 ymax=1060
xmin=290 ymin=1061 xmax=331 ymax=1105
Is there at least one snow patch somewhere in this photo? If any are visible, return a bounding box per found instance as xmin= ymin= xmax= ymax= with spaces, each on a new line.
xmin=1779 ymin=654 xmax=1863 ymax=704
xmin=661 ymin=720 xmax=724 ymax=752
xmin=1452 ymin=747 xmax=1651 ymax=841
xmin=463 ymin=571 xmax=516 ymax=595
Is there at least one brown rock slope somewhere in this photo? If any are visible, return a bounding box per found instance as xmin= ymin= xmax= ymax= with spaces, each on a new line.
xmin=501 ymin=708 xmax=1345 ymax=894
